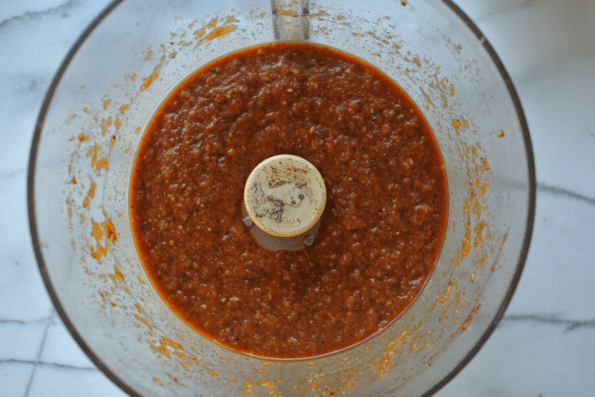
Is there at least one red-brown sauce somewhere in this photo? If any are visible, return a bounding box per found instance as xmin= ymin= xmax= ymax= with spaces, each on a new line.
xmin=130 ymin=42 xmax=448 ymax=358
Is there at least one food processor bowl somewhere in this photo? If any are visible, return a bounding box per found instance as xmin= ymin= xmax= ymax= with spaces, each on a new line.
xmin=29 ymin=0 xmax=535 ymax=395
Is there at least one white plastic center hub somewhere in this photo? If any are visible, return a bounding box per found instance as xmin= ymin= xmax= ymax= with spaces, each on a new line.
xmin=244 ymin=154 xmax=326 ymax=238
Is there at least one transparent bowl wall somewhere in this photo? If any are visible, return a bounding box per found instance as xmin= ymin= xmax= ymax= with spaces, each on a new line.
xmin=29 ymin=0 xmax=535 ymax=395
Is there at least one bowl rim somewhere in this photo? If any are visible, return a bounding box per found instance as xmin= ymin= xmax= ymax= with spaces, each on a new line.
xmin=27 ymin=1 xmax=536 ymax=395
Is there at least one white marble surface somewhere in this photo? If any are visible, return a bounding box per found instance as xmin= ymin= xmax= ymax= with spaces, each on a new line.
xmin=1 ymin=0 xmax=594 ymax=395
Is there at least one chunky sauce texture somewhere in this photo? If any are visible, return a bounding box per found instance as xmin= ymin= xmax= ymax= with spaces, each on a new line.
xmin=130 ymin=43 xmax=448 ymax=358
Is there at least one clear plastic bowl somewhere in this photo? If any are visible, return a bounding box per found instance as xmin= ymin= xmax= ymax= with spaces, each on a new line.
xmin=29 ymin=0 xmax=535 ymax=395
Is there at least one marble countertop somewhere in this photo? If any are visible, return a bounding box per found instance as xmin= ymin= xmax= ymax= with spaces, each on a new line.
xmin=1 ymin=0 xmax=594 ymax=395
